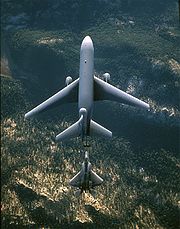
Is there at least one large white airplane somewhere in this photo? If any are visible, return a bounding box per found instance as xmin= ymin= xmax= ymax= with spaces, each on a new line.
xmin=25 ymin=36 xmax=150 ymax=143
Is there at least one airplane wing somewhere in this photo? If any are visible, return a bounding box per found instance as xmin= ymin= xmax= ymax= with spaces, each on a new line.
xmin=25 ymin=78 xmax=79 ymax=118
xmin=90 ymin=170 xmax=103 ymax=187
xmin=94 ymin=76 xmax=149 ymax=110
xmin=69 ymin=171 xmax=82 ymax=187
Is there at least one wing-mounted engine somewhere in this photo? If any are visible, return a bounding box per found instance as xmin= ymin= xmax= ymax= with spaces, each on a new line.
xmin=103 ymin=73 xmax=110 ymax=83
xmin=65 ymin=76 xmax=73 ymax=86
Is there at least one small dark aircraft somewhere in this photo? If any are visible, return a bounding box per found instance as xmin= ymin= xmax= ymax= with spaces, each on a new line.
xmin=69 ymin=151 xmax=103 ymax=196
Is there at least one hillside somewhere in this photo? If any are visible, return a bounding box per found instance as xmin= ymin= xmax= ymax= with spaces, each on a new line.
xmin=1 ymin=0 xmax=180 ymax=228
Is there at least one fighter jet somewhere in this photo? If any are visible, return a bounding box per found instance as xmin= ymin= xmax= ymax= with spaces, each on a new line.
xmin=25 ymin=36 xmax=150 ymax=142
xmin=69 ymin=151 xmax=103 ymax=196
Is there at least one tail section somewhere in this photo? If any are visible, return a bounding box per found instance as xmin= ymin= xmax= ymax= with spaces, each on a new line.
xmin=69 ymin=169 xmax=103 ymax=189
xmin=90 ymin=120 xmax=112 ymax=138
xmin=55 ymin=108 xmax=88 ymax=142
xmin=55 ymin=116 xmax=83 ymax=142
xmin=55 ymin=109 xmax=112 ymax=142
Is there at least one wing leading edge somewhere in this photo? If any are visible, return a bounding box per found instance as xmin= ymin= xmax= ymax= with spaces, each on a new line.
xmin=90 ymin=170 xmax=103 ymax=187
xmin=94 ymin=76 xmax=149 ymax=110
xmin=25 ymin=78 xmax=79 ymax=119
xmin=69 ymin=171 xmax=82 ymax=187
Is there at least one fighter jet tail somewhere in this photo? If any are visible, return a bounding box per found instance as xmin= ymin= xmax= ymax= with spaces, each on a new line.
xmin=90 ymin=120 xmax=112 ymax=138
xmin=69 ymin=170 xmax=103 ymax=188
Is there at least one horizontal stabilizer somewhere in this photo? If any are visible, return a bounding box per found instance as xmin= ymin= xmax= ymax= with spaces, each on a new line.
xmin=55 ymin=116 xmax=82 ymax=142
xmin=90 ymin=120 xmax=112 ymax=138
xmin=90 ymin=170 xmax=103 ymax=187
xmin=69 ymin=171 xmax=82 ymax=187
xmin=94 ymin=76 xmax=150 ymax=110
xmin=25 ymin=78 xmax=79 ymax=119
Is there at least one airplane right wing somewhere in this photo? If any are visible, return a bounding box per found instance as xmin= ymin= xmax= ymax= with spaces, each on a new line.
xmin=25 ymin=78 xmax=79 ymax=119
xmin=94 ymin=76 xmax=150 ymax=110
xmin=90 ymin=170 xmax=103 ymax=187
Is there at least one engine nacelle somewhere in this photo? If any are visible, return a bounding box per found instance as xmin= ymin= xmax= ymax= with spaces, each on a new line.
xmin=65 ymin=76 xmax=73 ymax=86
xmin=103 ymin=73 xmax=110 ymax=83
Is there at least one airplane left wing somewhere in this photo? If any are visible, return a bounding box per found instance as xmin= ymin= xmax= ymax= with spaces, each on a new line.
xmin=94 ymin=76 xmax=149 ymax=110
xmin=69 ymin=171 xmax=82 ymax=187
xmin=55 ymin=116 xmax=82 ymax=142
xmin=25 ymin=78 xmax=79 ymax=118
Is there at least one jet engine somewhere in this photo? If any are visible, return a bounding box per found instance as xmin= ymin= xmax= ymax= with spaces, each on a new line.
xmin=65 ymin=76 xmax=73 ymax=86
xmin=103 ymin=73 xmax=110 ymax=83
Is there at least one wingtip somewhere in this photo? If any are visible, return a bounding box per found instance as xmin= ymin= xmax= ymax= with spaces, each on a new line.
xmin=146 ymin=104 xmax=150 ymax=111
xmin=108 ymin=131 xmax=113 ymax=138
xmin=25 ymin=110 xmax=38 ymax=119
xmin=55 ymin=134 xmax=61 ymax=142
xmin=24 ymin=111 xmax=33 ymax=119
xmin=142 ymin=102 xmax=150 ymax=111
xmin=24 ymin=113 xmax=29 ymax=119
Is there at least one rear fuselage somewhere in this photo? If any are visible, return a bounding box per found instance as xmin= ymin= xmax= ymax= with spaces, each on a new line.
xmin=78 ymin=36 xmax=94 ymax=135
xmin=80 ymin=160 xmax=92 ymax=192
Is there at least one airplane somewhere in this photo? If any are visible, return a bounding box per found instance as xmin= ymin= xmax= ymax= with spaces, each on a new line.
xmin=25 ymin=36 xmax=150 ymax=143
xmin=69 ymin=151 xmax=103 ymax=196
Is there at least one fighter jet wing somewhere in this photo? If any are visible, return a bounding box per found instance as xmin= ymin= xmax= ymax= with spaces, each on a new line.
xmin=94 ymin=76 xmax=149 ymax=110
xmin=90 ymin=170 xmax=103 ymax=187
xmin=69 ymin=171 xmax=82 ymax=188
xmin=25 ymin=78 xmax=79 ymax=118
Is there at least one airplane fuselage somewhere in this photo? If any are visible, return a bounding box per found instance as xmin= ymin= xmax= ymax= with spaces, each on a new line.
xmin=69 ymin=151 xmax=103 ymax=194
xmin=80 ymin=160 xmax=92 ymax=192
xmin=78 ymin=36 xmax=94 ymax=135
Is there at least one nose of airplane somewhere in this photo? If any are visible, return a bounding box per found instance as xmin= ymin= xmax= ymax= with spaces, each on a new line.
xmin=83 ymin=36 xmax=92 ymax=43
xmin=81 ymin=36 xmax=94 ymax=50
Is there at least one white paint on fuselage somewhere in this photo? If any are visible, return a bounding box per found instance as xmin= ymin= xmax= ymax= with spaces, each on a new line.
xmin=78 ymin=36 xmax=94 ymax=133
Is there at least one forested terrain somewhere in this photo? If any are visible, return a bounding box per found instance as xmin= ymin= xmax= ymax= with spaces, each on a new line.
xmin=1 ymin=0 xmax=180 ymax=228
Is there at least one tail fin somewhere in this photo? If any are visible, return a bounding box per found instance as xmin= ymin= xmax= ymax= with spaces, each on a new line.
xmin=55 ymin=117 xmax=112 ymax=142
xmin=90 ymin=120 xmax=112 ymax=138
xmin=55 ymin=116 xmax=83 ymax=142
xmin=69 ymin=170 xmax=103 ymax=188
